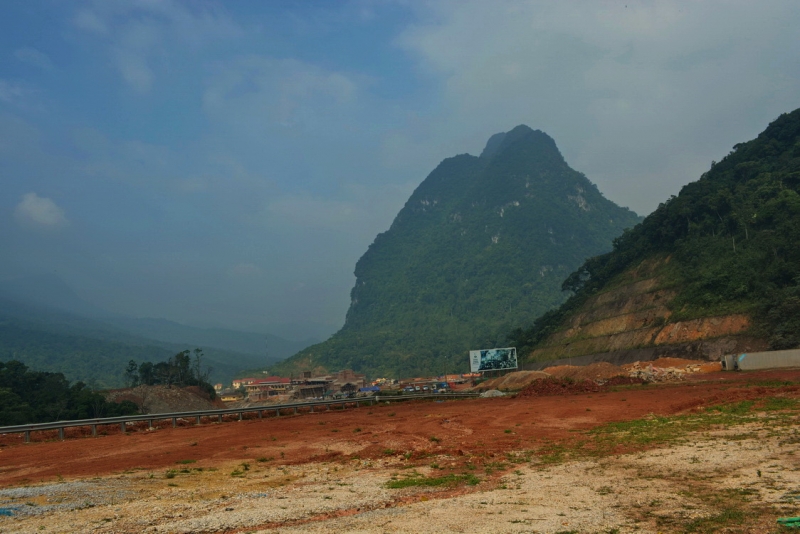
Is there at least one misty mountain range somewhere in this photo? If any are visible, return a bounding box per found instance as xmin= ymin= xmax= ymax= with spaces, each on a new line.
xmin=0 ymin=273 xmax=312 ymax=387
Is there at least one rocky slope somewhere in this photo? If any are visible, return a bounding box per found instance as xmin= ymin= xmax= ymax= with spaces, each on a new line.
xmin=276 ymin=125 xmax=641 ymax=378
xmin=526 ymin=258 xmax=766 ymax=367
xmin=515 ymin=108 xmax=800 ymax=367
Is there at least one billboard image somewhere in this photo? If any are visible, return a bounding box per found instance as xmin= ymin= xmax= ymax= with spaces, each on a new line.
xmin=469 ymin=347 xmax=518 ymax=372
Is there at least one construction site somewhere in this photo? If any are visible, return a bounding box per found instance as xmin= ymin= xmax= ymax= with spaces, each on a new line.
xmin=2 ymin=358 xmax=800 ymax=533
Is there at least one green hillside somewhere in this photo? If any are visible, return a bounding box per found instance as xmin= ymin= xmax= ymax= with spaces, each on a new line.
xmin=0 ymin=297 xmax=280 ymax=387
xmin=275 ymin=126 xmax=642 ymax=378
xmin=511 ymin=108 xmax=800 ymax=356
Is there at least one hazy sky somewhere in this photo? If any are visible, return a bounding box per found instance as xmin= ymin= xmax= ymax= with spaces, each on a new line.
xmin=2 ymin=1 xmax=799 ymax=341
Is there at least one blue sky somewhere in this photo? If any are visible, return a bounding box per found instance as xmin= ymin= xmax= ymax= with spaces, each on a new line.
xmin=2 ymin=0 xmax=799 ymax=341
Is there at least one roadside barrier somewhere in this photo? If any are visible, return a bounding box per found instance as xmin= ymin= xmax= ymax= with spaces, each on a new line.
xmin=0 ymin=392 xmax=480 ymax=443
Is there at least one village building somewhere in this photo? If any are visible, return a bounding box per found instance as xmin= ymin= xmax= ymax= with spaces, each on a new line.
xmin=243 ymin=376 xmax=291 ymax=401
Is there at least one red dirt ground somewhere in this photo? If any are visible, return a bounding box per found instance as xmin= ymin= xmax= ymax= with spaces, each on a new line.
xmin=2 ymin=368 xmax=800 ymax=487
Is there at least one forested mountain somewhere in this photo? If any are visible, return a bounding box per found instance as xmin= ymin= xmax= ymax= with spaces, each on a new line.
xmin=512 ymin=108 xmax=800 ymax=363
xmin=275 ymin=126 xmax=642 ymax=378
xmin=0 ymin=296 xmax=287 ymax=388
xmin=0 ymin=274 xmax=308 ymax=361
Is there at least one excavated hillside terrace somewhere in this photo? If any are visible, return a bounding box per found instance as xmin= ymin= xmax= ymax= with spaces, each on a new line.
xmin=527 ymin=259 xmax=767 ymax=366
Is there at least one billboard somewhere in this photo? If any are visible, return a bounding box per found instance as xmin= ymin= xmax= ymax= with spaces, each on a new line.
xmin=469 ymin=347 xmax=518 ymax=372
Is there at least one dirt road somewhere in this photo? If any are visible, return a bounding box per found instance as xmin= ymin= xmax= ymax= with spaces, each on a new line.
xmin=2 ymin=369 xmax=800 ymax=533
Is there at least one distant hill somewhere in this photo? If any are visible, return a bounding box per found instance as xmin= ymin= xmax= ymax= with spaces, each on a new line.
xmin=0 ymin=273 xmax=106 ymax=319
xmin=101 ymin=317 xmax=306 ymax=362
xmin=512 ymin=108 xmax=800 ymax=365
xmin=275 ymin=125 xmax=642 ymax=378
xmin=0 ymin=285 xmax=305 ymax=387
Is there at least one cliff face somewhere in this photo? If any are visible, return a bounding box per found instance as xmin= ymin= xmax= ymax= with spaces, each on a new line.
xmin=276 ymin=126 xmax=642 ymax=378
xmin=528 ymin=257 xmax=765 ymax=366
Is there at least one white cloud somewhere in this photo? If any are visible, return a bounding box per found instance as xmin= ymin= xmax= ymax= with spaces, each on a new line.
xmin=13 ymin=47 xmax=55 ymax=71
xmin=203 ymin=56 xmax=361 ymax=131
xmin=0 ymin=80 xmax=26 ymax=104
xmin=72 ymin=1 xmax=242 ymax=93
xmin=395 ymin=0 xmax=800 ymax=214
xmin=73 ymin=8 xmax=108 ymax=34
xmin=14 ymin=193 xmax=69 ymax=229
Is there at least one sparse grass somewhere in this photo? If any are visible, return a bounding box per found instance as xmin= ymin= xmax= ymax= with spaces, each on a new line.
xmin=683 ymin=507 xmax=746 ymax=532
xmin=385 ymin=473 xmax=479 ymax=489
xmin=429 ymin=436 xmax=440 ymax=443
xmin=588 ymin=400 xmax=764 ymax=455
xmin=763 ymin=397 xmax=798 ymax=411
xmin=175 ymin=459 xmax=196 ymax=465
xmin=256 ymin=456 xmax=274 ymax=462
xmin=537 ymin=443 xmax=569 ymax=465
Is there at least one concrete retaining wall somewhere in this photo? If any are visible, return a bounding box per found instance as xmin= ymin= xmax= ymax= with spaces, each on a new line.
xmin=731 ymin=349 xmax=800 ymax=371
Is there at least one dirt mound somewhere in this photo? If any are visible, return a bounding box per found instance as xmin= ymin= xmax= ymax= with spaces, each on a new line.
xmin=517 ymin=378 xmax=603 ymax=397
xmin=601 ymin=376 xmax=645 ymax=387
xmin=474 ymin=370 xmax=550 ymax=391
xmin=643 ymin=357 xmax=706 ymax=368
xmin=623 ymin=358 xmax=723 ymax=382
xmin=105 ymin=385 xmax=222 ymax=414
xmin=516 ymin=375 xmax=645 ymax=398
xmin=542 ymin=362 xmax=625 ymax=381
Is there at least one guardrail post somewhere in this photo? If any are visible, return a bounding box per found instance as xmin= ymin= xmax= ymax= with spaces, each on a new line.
xmin=310 ymin=405 xmax=314 ymax=413
xmin=172 ymin=417 xmax=177 ymax=428
xmin=276 ymin=409 xmax=281 ymax=417
xmin=238 ymin=412 xmax=242 ymax=421
xmin=58 ymin=427 xmax=64 ymax=441
xmin=91 ymin=424 xmax=97 ymax=437
xmin=24 ymin=430 xmax=30 ymax=443
xmin=218 ymin=414 xmax=223 ymax=423
xmin=120 ymin=422 xmax=126 ymax=434
xmin=293 ymin=407 xmax=297 ymax=414
xmin=196 ymin=415 xmax=201 ymax=425
xmin=258 ymin=410 xmax=263 ymax=420
xmin=148 ymin=419 xmax=154 ymax=430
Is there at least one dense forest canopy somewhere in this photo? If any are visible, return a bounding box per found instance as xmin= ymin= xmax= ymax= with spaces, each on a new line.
xmin=510 ymin=108 xmax=800 ymax=356
xmin=275 ymin=126 xmax=642 ymax=378
xmin=0 ymin=360 xmax=138 ymax=426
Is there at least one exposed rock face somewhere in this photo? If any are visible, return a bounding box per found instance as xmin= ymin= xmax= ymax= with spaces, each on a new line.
xmin=278 ymin=125 xmax=642 ymax=378
xmin=527 ymin=259 xmax=767 ymax=366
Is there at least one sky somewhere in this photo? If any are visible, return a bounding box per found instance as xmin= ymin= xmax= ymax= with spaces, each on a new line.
xmin=1 ymin=0 xmax=799 ymax=342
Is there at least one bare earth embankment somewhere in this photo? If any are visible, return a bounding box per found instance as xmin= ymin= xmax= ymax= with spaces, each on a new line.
xmin=3 ymin=369 xmax=800 ymax=533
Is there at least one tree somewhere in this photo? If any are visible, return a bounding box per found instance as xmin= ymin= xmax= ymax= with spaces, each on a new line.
xmin=138 ymin=361 xmax=155 ymax=386
xmin=125 ymin=360 xmax=139 ymax=388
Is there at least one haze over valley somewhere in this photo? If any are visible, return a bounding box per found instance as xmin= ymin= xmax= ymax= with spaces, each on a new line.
xmin=1 ymin=1 xmax=799 ymax=384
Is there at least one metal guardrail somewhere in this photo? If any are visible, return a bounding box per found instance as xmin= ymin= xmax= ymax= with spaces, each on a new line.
xmin=0 ymin=392 xmax=480 ymax=443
